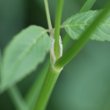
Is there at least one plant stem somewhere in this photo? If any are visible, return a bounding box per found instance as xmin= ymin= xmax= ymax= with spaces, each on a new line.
xmin=55 ymin=2 xmax=110 ymax=69
xmin=80 ymin=0 xmax=96 ymax=12
xmin=54 ymin=0 xmax=64 ymax=60
xmin=31 ymin=1 xmax=64 ymax=110
xmin=26 ymin=35 xmax=70 ymax=110
xmin=62 ymin=34 xmax=72 ymax=50
xmin=34 ymin=65 xmax=62 ymax=110
xmin=8 ymin=86 xmax=28 ymax=110
xmin=44 ymin=0 xmax=53 ymax=30
xmin=25 ymin=60 xmax=49 ymax=110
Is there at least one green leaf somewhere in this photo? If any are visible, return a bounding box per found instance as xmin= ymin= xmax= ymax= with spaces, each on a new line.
xmin=1 ymin=25 xmax=50 ymax=90
xmin=63 ymin=10 xmax=110 ymax=41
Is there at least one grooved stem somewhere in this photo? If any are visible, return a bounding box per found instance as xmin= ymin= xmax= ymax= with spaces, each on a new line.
xmin=34 ymin=65 xmax=62 ymax=110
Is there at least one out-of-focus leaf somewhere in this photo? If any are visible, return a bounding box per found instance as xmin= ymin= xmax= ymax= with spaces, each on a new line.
xmin=1 ymin=26 xmax=50 ymax=91
xmin=63 ymin=10 xmax=110 ymax=41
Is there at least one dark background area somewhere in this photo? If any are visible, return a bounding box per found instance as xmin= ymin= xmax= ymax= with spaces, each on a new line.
xmin=0 ymin=0 xmax=110 ymax=110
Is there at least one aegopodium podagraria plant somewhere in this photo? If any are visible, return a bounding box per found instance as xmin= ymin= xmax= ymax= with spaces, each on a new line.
xmin=0 ymin=0 xmax=110 ymax=110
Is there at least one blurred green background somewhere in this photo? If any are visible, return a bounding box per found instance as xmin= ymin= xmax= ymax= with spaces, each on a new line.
xmin=0 ymin=0 xmax=110 ymax=110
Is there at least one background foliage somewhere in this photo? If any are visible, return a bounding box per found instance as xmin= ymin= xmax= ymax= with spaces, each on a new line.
xmin=0 ymin=0 xmax=110 ymax=110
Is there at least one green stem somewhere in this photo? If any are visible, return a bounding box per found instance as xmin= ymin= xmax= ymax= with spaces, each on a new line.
xmin=55 ymin=2 xmax=110 ymax=69
xmin=25 ymin=61 xmax=49 ymax=110
xmin=44 ymin=0 xmax=53 ymax=30
xmin=8 ymin=86 xmax=28 ymax=110
xmin=29 ymin=1 xmax=64 ymax=109
xmin=54 ymin=0 xmax=64 ymax=59
xmin=80 ymin=0 xmax=96 ymax=12
xmin=34 ymin=65 xmax=62 ymax=110
xmin=62 ymin=34 xmax=72 ymax=50
xmin=26 ymin=35 xmax=70 ymax=110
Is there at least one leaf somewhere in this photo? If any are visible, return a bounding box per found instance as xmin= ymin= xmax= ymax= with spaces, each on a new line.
xmin=63 ymin=10 xmax=110 ymax=41
xmin=1 ymin=25 xmax=50 ymax=90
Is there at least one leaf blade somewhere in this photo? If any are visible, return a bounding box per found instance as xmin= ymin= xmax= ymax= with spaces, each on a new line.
xmin=1 ymin=25 xmax=50 ymax=90
xmin=63 ymin=10 xmax=110 ymax=42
